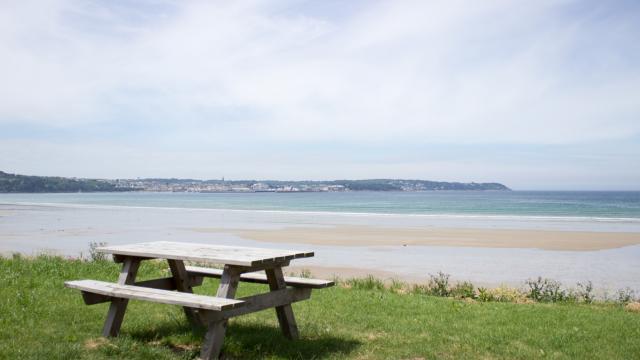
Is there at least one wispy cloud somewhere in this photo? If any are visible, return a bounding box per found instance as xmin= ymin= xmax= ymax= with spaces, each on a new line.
xmin=0 ymin=0 xmax=639 ymax=188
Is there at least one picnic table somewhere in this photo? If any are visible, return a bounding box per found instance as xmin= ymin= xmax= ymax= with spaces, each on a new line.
xmin=65 ymin=241 xmax=334 ymax=359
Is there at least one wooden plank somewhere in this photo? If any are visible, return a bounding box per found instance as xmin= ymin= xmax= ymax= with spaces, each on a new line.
xmin=135 ymin=277 xmax=177 ymax=290
xmin=232 ymin=261 xmax=291 ymax=274
xmin=112 ymin=254 xmax=153 ymax=263
xmin=65 ymin=280 xmax=245 ymax=311
xmin=168 ymin=259 xmax=203 ymax=327
xmin=134 ymin=276 xmax=203 ymax=289
xmin=200 ymin=265 xmax=242 ymax=360
xmin=81 ymin=291 xmax=111 ymax=305
xmin=97 ymin=241 xmax=314 ymax=267
xmin=216 ymin=266 xmax=241 ymax=299
xmin=81 ymin=277 xmax=175 ymax=305
xmin=200 ymin=321 xmax=226 ymax=360
xmin=186 ymin=266 xmax=334 ymax=289
xmin=266 ymin=267 xmax=299 ymax=340
xmin=83 ymin=279 xmax=313 ymax=319
xmin=102 ymin=257 xmax=140 ymax=337
xmin=79 ymin=277 xmax=205 ymax=305
xmin=206 ymin=288 xmax=312 ymax=321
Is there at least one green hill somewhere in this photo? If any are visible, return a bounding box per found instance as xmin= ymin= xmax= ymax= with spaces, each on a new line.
xmin=0 ymin=171 xmax=121 ymax=193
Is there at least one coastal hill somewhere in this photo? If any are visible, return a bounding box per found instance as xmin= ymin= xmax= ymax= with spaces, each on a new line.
xmin=0 ymin=171 xmax=124 ymax=193
xmin=0 ymin=171 xmax=510 ymax=193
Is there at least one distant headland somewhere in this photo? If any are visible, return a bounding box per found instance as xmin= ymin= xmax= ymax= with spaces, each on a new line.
xmin=0 ymin=171 xmax=510 ymax=193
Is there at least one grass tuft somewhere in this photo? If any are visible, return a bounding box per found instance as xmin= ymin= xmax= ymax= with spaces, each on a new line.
xmin=344 ymin=275 xmax=385 ymax=291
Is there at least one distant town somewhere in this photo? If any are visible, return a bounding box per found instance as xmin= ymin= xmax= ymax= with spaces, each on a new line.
xmin=110 ymin=178 xmax=349 ymax=193
xmin=0 ymin=171 xmax=510 ymax=193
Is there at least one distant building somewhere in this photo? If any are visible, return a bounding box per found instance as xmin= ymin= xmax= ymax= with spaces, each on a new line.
xmin=251 ymin=183 xmax=270 ymax=191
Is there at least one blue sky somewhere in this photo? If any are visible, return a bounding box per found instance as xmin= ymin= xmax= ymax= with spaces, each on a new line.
xmin=0 ymin=0 xmax=639 ymax=190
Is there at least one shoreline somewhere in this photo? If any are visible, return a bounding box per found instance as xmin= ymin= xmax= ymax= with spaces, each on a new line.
xmin=190 ymin=225 xmax=640 ymax=251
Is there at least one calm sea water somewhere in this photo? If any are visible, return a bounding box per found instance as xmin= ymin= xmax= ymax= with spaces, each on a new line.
xmin=1 ymin=191 xmax=639 ymax=220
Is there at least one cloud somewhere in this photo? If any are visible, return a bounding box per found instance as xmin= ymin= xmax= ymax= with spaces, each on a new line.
xmin=0 ymin=1 xmax=639 ymax=187
xmin=1 ymin=0 xmax=639 ymax=145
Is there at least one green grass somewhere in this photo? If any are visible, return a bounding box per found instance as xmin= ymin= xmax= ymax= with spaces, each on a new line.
xmin=1 ymin=256 xmax=639 ymax=359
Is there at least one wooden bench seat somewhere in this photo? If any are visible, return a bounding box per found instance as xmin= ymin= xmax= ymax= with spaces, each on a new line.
xmin=65 ymin=280 xmax=245 ymax=311
xmin=185 ymin=266 xmax=334 ymax=289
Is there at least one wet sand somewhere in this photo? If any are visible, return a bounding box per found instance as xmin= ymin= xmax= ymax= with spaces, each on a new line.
xmin=190 ymin=225 xmax=640 ymax=251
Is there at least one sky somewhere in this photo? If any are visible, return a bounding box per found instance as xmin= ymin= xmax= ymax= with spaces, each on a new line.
xmin=0 ymin=0 xmax=639 ymax=190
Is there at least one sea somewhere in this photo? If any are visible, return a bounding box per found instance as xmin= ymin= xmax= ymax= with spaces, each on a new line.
xmin=1 ymin=191 xmax=640 ymax=231
xmin=1 ymin=190 xmax=640 ymax=218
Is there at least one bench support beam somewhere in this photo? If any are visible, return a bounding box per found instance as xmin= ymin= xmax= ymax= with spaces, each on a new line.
xmin=205 ymin=287 xmax=311 ymax=322
xmin=168 ymin=259 xmax=203 ymax=327
xmin=200 ymin=265 xmax=241 ymax=360
xmin=266 ymin=267 xmax=300 ymax=340
xmin=82 ymin=291 xmax=111 ymax=305
xmin=102 ymin=257 xmax=141 ymax=337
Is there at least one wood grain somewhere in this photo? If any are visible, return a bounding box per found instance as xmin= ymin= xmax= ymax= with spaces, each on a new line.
xmin=200 ymin=265 xmax=242 ymax=360
xmin=101 ymin=257 xmax=140 ymax=337
xmin=186 ymin=266 xmax=334 ymax=288
xmin=65 ymin=280 xmax=245 ymax=311
xmin=97 ymin=241 xmax=314 ymax=266
xmin=266 ymin=267 xmax=299 ymax=340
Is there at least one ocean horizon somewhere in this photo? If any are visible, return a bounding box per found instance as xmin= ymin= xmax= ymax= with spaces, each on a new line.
xmin=2 ymin=190 xmax=639 ymax=221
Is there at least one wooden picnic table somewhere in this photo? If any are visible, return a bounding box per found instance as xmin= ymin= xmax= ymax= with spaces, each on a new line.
xmin=65 ymin=241 xmax=333 ymax=359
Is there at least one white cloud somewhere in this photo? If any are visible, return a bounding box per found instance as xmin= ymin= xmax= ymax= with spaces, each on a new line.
xmin=0 ymin=0 xmax=639 ymax=187
xmin=1 ymin=0 xmax=639 ymax=144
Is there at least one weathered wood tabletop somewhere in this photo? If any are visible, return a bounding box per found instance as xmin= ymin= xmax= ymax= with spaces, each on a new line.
xmin=65 ymin=241 xmax=331 ymax=360
xmin=97 ymin=241 xmax=314 ymax=266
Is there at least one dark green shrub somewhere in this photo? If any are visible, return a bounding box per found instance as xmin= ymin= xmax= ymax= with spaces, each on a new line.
xmin=428 ymin=271 xmax=451 ymax=297
xmin=616 ymin=288 xmax=636 ymax=304
xmin=476 ymin=287 xmax=494 ymax=302
xmin=451 ymin=281 xmax=475 ymax=299
xmin=525 ymin=277 xmax=566 ymax=302
xmin=576 ymin=281 xmax=595 ymax=304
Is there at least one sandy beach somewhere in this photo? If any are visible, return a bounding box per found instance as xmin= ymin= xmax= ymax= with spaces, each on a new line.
xmin=190 ymin=225 xmax=640 ymax=251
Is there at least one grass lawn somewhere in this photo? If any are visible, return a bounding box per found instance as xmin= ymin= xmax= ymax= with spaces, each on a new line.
xmin=1 ymin=256 xmax=639 ymax=359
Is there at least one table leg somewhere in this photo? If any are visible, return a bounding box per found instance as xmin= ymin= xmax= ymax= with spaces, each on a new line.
xmin=168 ymin=259 xmax=203 ymax=327
xmin=265 ymin=266 xmax=299 ymax=340
xmin=102 ymin=257 xmax=141 ymax=337
xmin=200 ymin=265 xmax=241 ymax=360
